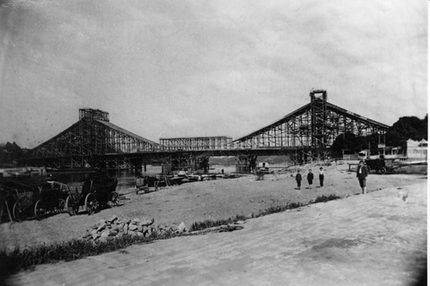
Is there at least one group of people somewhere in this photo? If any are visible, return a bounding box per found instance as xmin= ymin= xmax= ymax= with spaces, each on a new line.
xmin=294 ymin=160 xmax=368 ymax=194
xmin=295 ymin=167 xmax=324 ymax=189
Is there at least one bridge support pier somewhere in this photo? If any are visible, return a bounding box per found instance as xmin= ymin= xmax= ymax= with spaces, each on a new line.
xmin=163 ymin=154 xmax=210 ymax=174
xmin=130 ymin=158 xmax=144 ymax=176
xmin=235 ymin=155 xmax=257 ymax=173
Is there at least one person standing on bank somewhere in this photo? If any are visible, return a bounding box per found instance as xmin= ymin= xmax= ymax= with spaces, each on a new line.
xmin=295 ymin=170 xmax=302 ymax=190
xmin=307 ymin=169 xmax=314 ymax=188
xmin=319 ymin=167 xmax=324 ymax=187
xmin=356 ymin=160 xmax=368 ymax=194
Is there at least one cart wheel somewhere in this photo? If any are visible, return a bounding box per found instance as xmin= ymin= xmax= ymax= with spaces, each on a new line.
xmin=58 ymin=198 xmax=66 ymax=213
xmin=380 ymin=167 xmax=386 ymax=174
xmin=111 ymin=192 xmax=119 ymax=206
xmin=85 ymin=193 xmax=97 ymax=215
xmin=34 ymin=200 xmax=45 ymax=220
xmin=12 ymin=200 xmax=23 ymax=222
xmin=65 ymin=195 xmax=77 ymax=216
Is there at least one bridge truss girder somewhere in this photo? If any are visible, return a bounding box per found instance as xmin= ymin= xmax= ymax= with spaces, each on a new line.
xmin=234 ymin=92 xmax=389 ymax=159
xmin=29 ymin=118 xmax=159 ymax=168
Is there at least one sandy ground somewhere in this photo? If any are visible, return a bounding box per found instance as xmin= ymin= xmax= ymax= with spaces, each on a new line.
xmin=0 ymin=162 xmax=426 ymax=249
xmin=8 ymin=181 xmax=427 ymax=286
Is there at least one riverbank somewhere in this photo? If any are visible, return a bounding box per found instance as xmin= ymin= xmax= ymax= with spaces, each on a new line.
xmin=0 ymin=162 xmax=426 ymax=249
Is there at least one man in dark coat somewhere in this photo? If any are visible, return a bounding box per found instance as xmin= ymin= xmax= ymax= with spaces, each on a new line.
xmin=356 ymin=160 xmax=368 ymax=194
xmin=307 ymin=169 xmax=314 ymax=188
xmin=319 ymin=167 xmax=324 ymax=187
xmin=295 ymin=169 xmax=302 ymax=190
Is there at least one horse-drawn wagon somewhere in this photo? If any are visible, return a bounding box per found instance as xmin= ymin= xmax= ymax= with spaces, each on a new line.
xmin=0 ymin=177 xmax=68 ymax=222
xmin=33 ymin=181 xmax=70 ymax=219
xmin=65 ymin=173 xmax=118 ymax=215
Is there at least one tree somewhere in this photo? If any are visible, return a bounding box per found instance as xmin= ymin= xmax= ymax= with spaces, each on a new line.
xmin=386 ymin=115 xmax=428 ymax=149
xmin=0 ymin=142 xmax=23 ymax=166
xmin=331 ymin=132 xmax=368 ymax=157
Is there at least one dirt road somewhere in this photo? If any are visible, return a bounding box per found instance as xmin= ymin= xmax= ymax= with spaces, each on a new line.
xmin=9 ymin=181 xmax=426 ymax=286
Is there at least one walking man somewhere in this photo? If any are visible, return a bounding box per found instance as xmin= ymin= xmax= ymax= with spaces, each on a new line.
xmin=356 ymin=160 xmax=368 ymax=194
xmin=319 ymin=167 xmax=324 ymax=187
xmin=295 ymin=169 xmax=302 ymax=190
xmin=307 ymin=169 xmax=314 ymax=188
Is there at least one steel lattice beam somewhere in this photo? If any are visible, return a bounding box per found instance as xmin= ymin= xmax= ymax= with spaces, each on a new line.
xmin=28 ymin=109 xmax=160 ymax=167
xmin=233 ymin=90 xmax=389 ymax=156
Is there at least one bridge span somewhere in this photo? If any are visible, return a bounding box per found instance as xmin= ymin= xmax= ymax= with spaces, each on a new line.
xmin=23 ymin=90 xmax=389 ymax=172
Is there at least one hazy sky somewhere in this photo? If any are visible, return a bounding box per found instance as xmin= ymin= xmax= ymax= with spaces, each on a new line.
xmin=0 ymin=0 xmax=427 ymax=148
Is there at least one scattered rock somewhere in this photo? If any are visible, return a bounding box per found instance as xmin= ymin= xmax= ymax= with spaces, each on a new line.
xmin=108 ymin=215 xmax=118 ymax=223
xmin=145 ymin=228 xmax=153 ymax=238
xmin=100 ymin=230 xmax=110 ymax=239
xmin=91 ymin=230 xmax=100 ymax=240
xmin=96 ymin=222 xmax=106 ymax=232
xmin=130 ymin=231 xmax=138 ymax=237
xmin=177 ymin=222 xmax=187 ymax=233
xmin=141 ymin=217 xmax=154 ymax=226
xmin=82 ymin=215 xmax=184 ymax=242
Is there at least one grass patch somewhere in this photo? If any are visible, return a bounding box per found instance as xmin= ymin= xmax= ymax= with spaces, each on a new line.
xmin=189 ymin=202 xmax=305 ymax=232
xmin=190 ymin=194 xmax=341 ymax=232
xmin=0 ymin=230 xmax=177 ymax=277
xmin=189 ymin=214 xmax=247 ymax=232
xmin=1 ymin=193 xmax=342 ymax=276
xmin=313 ymin=194 xmax=341 ymax=203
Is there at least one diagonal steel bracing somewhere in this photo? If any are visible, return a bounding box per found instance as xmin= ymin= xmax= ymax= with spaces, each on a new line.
xmin=233 ymin=90 xmax=389 ymax=158
xmin=29 ymin=109 xmax=160 ymax=167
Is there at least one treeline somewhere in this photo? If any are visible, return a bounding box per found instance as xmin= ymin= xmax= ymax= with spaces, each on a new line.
xmin=0 ymin=142 xmax=24 ymax=167
xmin=386 ymin=115 xmax=427 ymax=147
xmin=331 ymin=114 xmax=428 ymax=157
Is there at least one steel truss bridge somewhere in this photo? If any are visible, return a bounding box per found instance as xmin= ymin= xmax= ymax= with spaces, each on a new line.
xmin=23 ymin=90 xmax=389 ymax=170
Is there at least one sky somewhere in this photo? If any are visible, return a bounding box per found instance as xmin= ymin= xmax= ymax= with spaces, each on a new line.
xmin=0 ymin=0 xmax=427 ymax=148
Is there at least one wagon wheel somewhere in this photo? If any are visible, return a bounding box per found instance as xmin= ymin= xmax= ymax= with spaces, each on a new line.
xmin=84 ymin=193 xmax=97 ymax=215
xmin=65 ymin=195 xmax=78 ymax=216
xmin=12 ymin=200 xmax=24 ymax=222
xmin=34 ymin=200 xmax=46 ymax=220
xmin=380 ymin=167 xmax=386 ymax=174
xmin=58 ymin=198 xmax=66 ymax=213
xmin=110 ymin=191 xmax=119 ymax=206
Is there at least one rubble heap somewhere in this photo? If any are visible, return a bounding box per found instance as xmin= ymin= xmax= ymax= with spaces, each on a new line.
xmin=83 ymin=215 xmax=189 ymax=242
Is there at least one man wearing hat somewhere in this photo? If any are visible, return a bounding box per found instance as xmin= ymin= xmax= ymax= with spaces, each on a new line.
xmin=356 ymin=160 xmax=368 ymax=194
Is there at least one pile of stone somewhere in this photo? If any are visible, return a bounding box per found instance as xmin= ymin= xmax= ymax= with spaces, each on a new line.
xmin=83 ymin=215 xmax=188 ymax=242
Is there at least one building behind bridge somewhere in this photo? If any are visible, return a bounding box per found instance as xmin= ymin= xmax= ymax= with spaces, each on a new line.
xmin=406 ymin=139 xmax=427 ymax=161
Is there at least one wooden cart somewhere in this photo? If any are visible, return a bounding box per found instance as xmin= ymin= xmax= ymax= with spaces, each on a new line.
xmin=65 ymin=173 xmax=118 ymax=216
